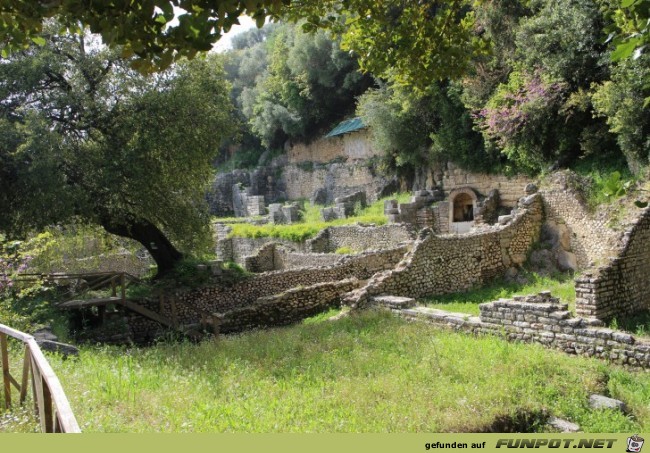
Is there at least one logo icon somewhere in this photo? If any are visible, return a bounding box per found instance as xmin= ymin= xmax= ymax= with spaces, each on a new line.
xmin=627 ymin=435 xmax=644 ymax=453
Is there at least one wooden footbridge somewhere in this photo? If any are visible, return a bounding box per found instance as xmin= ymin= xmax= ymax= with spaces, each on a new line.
xmin=17 ymin=271 xmax=219 ymax=341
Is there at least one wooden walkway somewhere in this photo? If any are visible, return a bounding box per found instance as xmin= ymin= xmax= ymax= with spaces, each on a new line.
xmin=20 ymin=271 xmax=219 ymax=341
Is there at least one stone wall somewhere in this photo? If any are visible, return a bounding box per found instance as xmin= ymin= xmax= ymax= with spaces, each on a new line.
xmin=219 ymin=223 xmax=413 ymax=268
xmin=286 ymin=130 xmax=379 ymax=163
xmin=540 ymin=173 xmax=621 ymax=269
xmin=125 ymin=245 xmax=408 ymax=341
xmin=399 ymin=292 xmax=650 ymax=369
xmin=346 ymin=194 xmax=543 ymax=306
xmin=217 ymin=279 xmax=358 ymax=334
xmin=244 ymin=244 xmax=345 ymax=272
xmin=181 ymin=247 xmax=406 ymax=314
xmin=574 ymin=207 xmax=650 ymax=320
xmin=307 ymin=224 xmax=415 ymax=253
xmin=412 ymin=162 xmax=532 ymax=208
xmin=215 ymin=223 xmax=306 ymax=266
xmin=282 ymin=161 xmax=388 ymax=205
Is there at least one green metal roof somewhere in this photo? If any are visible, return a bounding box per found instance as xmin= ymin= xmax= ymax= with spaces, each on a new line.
xmin=325 ymin=117 xmax=366 ymax=138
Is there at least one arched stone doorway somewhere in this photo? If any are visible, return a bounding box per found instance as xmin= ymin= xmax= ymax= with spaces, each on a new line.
xmin=449 ymin=188 xmax=478 ymax=233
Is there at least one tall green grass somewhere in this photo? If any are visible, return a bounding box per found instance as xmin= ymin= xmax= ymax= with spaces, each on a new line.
xmin=223 ymin=193 xmax=413 ymax=242
xmin=3 ymin=311 xmax=647 ymax=433
xmin=421 ymin=272 xmax=576 ymax=315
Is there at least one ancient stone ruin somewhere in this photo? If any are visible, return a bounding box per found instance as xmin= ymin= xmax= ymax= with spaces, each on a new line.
xmin=72 ymin=158 xmax=650 ymax=369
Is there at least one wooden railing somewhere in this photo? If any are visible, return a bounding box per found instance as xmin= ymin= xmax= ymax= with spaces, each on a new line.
xmin=0 ymin=323 xmax=80 ymax=433
xmin=17 ymin=271 xmax=218 ymax=340
xmin=15 ymin=271 xmax=141 ymax=303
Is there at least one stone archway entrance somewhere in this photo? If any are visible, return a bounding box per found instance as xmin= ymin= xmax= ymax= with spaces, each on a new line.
xmin=449 ymin=188 xmax=478 ymax=234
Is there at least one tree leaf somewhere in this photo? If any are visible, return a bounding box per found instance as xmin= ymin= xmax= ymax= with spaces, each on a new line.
xmin=31 ymin=36 xmax=46 ymax=46
xmin=611 ymin=39 xmax=639 ymax=61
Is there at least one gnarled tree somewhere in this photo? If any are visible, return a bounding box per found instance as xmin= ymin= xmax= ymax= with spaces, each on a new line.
xmin=0 ymin=28 xmax=235 ymax=276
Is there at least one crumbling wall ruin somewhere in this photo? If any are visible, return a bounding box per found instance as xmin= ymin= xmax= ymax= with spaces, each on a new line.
xmin=346 ymin=194 xmax=543 ymax=307
xmin=307 ymin=224 xmax=414 ymax=254
xmin=397 ymin=292 xmax=649 ymax=369
xmin=574 ymin=207 xmax=650 ymax=320
xmin=217 ymin=279 xmax=359 ymax=334
xmin=540 ymin=173 xmax=621 ymax=269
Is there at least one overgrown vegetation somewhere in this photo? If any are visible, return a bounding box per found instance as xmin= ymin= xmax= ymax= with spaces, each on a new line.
xmin=572 ymin=157 xmax=638 ymax=209
xmin=221 ymin=194 xmax=412 ymax=242
xmin=3 ymin=311 xmax=647 ymax=433
xmin=421 ymin=272 xmax=576 ymax=316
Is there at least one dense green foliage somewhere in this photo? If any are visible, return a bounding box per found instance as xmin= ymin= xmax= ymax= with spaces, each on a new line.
xmin=355 ymin=0 xmax=649 ymax=176
xmin=284 ymin=0 xmax=485 ymax=88
xmin=0 ymin=27 xmax=235 ymax=274
xmin=7 ymin=1 xmax=646 ymax=179
xmin=4 ymin=311 xmax=649 ymax=432
xmin=0 ymin=0 xmax=288 ymax=72
xmin=224 ymin=23 xmax=371 ymax=150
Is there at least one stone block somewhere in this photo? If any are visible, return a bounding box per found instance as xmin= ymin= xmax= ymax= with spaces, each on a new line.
xmin=588 ymin=394 xmax=626 ymax=412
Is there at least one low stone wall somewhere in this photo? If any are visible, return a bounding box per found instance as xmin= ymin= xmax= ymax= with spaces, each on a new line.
xmin=346 ymin=194 xmax=543 ymax=306
xmin=399 ymin=292 xmax=650 ymax=369
xmin=574 ymin=207 xmax=650 ymax=320
xmin=244 ymin=244 xmax=344 ymax=272
xmin=126 ymin=245 xmax=408 ymax=340
xmin=216 ymin=234 xmax=305 ymax=266
xmin=307 ymin=224 xmax=415 ymax=253
xmin=218 ymin=279 xmax=358 ymax=333
xmin=219 ymin=223 xmax=413 ymax=267
xmin=274 ymin=249 xmax=343 ymax=271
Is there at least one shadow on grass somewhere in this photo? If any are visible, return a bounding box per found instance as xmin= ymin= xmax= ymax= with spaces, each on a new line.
xmin=610 ymin=310 xmax=650 ymax=338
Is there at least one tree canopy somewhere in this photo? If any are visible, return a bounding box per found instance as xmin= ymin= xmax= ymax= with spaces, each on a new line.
xmin=0 ymin=27 xmax=235 ymax=275
xmin=1 ymin=0 xmax=485 ymax=86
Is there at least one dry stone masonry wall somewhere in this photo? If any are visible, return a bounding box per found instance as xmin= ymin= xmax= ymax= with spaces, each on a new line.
xmin=575 ymin=207 xmax=650 ymax=320
xmin=286 ymin=130 xmax=379 ymax=163
xmin=399 ymin=292 xmax=650 ymax=369
xmin=244 ymin=244 xmax=344 ymax=272
xmin=346 ymin=194 xmax=543 ymax=307
xmin=216 ymin=223 xmax=413 ymax=267
xmin=126 ymin=246 xmax=408 ymax=341
xmin=307 ymin=224 xmax=415 ymax=253
xmin=541 ymin=173 xmax=621 ymax=268
xmin=217 ymin=279 xmax=359 ymax=334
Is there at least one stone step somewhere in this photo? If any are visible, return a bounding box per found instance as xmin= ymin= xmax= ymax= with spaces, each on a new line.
xmin=371 ymin=295 xmax=416 ymax=310
xmin=401 ymin=306 xmax=481 ymax=326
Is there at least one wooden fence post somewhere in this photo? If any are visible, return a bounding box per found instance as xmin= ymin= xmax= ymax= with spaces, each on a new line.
xmin=170 ymin=296 xmax=179 ymax=329
xmin=19 ymin=346 xmax=30 ymax=404
xmin=120 ymin=273 xmax=126 ymax=303
xmin=1 ymin=332 xmax=10 ymax=409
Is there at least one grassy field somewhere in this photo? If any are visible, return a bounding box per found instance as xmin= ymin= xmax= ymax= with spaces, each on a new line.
xmin=2 ymin=310 xmax=648 ymax=433
xmin=220 ymin=193 xmax=412 ymax=242
xmin=421 ymin=272 xmax=576 ymax=316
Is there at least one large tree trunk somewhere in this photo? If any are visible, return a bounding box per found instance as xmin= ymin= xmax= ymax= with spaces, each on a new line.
xmin=100 ymin=215 xmax=183 ymax=277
